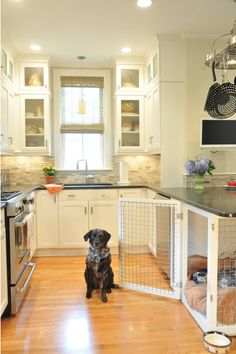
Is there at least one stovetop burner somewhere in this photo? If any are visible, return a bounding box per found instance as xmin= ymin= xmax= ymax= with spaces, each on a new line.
xmin=1 ymin=191 xmax=21 ymax=202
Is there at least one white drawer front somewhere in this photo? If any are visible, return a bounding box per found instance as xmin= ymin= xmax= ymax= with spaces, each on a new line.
xmin=59 ymin=189 xmax=118 ymax=201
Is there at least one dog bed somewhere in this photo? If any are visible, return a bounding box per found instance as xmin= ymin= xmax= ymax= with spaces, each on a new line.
xmin=184 ymin=255 xmax=236 ymax=325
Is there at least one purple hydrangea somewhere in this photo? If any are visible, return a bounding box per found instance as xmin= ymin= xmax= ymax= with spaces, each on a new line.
xmin=185 ymin=156 xmax=215 ymax=176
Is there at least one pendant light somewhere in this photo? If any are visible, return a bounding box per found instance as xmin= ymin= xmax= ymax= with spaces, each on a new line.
xmin=77 ymin=56 xmax=86 ymax=114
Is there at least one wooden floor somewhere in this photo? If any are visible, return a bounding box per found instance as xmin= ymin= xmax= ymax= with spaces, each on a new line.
xmin=1 ymin=256 xmax=236 ymax=354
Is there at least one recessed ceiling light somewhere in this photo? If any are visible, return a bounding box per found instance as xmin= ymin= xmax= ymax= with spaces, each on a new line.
xmin=137 ymin=0 xmax=152 ymax=8
xmin=30 ymin=44 xmax=42 ymax=51
xmin=121 ymin=47 xmax=132 ymax=53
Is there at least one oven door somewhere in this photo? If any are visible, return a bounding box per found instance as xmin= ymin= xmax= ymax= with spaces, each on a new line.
xmin=9 ymin=212 xmax=33 ymax=284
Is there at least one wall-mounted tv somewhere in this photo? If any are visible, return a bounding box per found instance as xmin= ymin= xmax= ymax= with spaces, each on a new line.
xmin=200 ymin=118 xmax=236 ymax=149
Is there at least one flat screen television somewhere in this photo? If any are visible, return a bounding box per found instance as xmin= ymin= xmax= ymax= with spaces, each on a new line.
xmin=200 ymin=118 xmax=236 ymax=149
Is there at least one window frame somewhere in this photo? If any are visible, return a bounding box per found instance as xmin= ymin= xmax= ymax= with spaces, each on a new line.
xmin=53 ymin=68 xmax=112 ymax=170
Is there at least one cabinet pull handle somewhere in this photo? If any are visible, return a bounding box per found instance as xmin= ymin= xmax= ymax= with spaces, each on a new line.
xmin=67 ymin=194 xmax=75 ymax=198
xmin=90 ymin=206 xmax=93 ymax=214
xmin=8 ymin=136 xmax=13 ymax=144
xmin=54 ymin=196 xmax=56 ymax=203
xmin=45 ymin=139 xmax=48 ymax=147
xmin=84 ymin=206 xmax=87 ymax=214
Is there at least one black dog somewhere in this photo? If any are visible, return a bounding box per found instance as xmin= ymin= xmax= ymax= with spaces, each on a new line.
xmin=84 ymin=229 xmax=118 ymax=303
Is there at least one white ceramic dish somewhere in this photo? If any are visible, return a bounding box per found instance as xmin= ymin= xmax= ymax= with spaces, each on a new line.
xmin=203 ymin=331 xmax=232 ymax=353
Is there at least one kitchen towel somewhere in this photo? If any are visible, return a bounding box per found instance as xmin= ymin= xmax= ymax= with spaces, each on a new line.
xmin=43 ymin=184 xmax=64 ymax=195
xmin=118 ymin=161 xmax=130 ymax=185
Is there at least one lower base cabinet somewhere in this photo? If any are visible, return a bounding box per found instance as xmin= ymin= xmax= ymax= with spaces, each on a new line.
xmin=36 ymin=191 xmax=59 ymax=248
xmin=36 ymin=190 xmax=119 ymax=249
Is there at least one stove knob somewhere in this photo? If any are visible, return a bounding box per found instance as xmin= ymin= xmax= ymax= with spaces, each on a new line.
xmin=22 ymin=198 xmax=28 ymax=205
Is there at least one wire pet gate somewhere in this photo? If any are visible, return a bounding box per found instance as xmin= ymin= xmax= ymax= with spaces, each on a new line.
xmin=119 ymin=198 xmax=181 ymax=299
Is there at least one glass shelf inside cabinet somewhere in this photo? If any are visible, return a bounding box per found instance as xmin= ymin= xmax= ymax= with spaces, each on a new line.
xmin=121 ymin=99 xmax=140 ymax=147
xmin=24 ymin=67 xmax=44 ymax=87
xmin=25 ymin=99 xmax=45 ymax=147
xmin=121 ymin=68 xmax=139 ymax=89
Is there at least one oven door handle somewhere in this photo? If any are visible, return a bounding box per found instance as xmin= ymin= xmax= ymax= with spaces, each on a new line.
xmin=16 ymin=262 xmax=36 ymax=293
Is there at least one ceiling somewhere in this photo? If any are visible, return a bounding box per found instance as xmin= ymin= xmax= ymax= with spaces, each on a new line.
xmin=2 ymin=0 xmax=236 ymax=68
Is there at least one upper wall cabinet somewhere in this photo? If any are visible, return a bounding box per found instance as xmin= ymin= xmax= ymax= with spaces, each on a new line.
xmin=19 ymin=62 xmax=49 ymax=92
xmin=115 ymin=96 xmax=145 ymax=154
xmin=1 ymin=75 xmax=17 ymax=154
xmin=146 ymin=49 xmax=159 ymax=90
xmin=116 ymin=64 xmax=144 ymax=93
xmin=20 ymin=94 xmax=50 ymax=154
xmin=1 ymin=48 xmax=14 ymax=82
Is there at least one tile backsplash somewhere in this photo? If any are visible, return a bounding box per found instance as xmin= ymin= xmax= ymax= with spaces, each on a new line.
xmin=1 ymin=155 xmax=161 ymax=186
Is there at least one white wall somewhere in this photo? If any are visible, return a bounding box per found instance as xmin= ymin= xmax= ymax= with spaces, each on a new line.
xmin=185 ymin=38 xmax=236 ymax=174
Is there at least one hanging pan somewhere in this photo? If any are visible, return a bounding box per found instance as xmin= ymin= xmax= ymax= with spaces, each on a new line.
xmin=204 ymin=61 xmax=236 ymax=119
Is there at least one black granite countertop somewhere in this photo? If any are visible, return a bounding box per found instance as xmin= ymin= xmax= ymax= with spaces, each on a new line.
xmin=1 ymin=184 xmax=236 ymax=217
xmin=154 ymin=187 xmax=236 ymax=217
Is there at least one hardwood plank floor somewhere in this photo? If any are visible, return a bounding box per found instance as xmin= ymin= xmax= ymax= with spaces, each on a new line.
xmin=1 ymin=256 xmax=236 ymax=354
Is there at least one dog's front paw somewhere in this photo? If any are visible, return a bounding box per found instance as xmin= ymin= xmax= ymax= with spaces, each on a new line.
xmin=86 ymin=293 xmax=92 ymax=299
xmin=102 ymin=296 xmax=107 ymax=303
xmin=106 ymin=288 xmax=112 ymax=293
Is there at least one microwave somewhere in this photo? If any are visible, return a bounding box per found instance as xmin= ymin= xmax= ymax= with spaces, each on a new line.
xmin=200 ymin=118 xmax=236 ymax=150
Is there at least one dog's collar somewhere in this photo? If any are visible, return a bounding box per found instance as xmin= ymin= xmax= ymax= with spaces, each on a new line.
xmin=88 ymin=246 xmax=110 ymax=262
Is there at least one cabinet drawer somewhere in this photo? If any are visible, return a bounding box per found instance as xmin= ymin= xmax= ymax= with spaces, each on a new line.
xmin=59 ymin=189 xmax=118 ymax=201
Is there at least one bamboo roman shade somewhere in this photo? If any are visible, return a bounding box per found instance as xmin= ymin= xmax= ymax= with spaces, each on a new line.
xmin=60 ymin=76 xmax=104 ymax=133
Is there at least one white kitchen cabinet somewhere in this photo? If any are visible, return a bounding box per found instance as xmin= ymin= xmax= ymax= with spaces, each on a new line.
xmin=115 ymin=96 xmax=145 ymax=154
xmin=19 ymin=62 xmax=49 ymax=92
xmin=146 ymin=49 xmax=158 ymax=88
xmin=116 ymin=64 xmax=144 ymax=93
xmin=1 ymin=75 xmax=16 ymax=154
xmin=1 ymin=48 xmax=14 ymax=82
xmin=145 ymin=85 xmax=161 ymax=153
xmin=58 ymin=189 xmax=119 ymax=247
xmin=36 ymin=191 xmax=59 ymax=248
xmin=119 ymin=188 xmax=146 ymax=199
xmin=89 ymin=200 xmax=118 ymax=246
xmin=20 ymin=94 xmax=51 ymax=154
xmin=1 ymin=209 xmax=8 ymax=316
xmin=58 ymin=200 xmax=88 ymax=247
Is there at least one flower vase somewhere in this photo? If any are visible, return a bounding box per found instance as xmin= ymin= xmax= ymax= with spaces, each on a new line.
xmin=194 ymin=174 xmax=205 ymax=190
xmin=45 ymin=175 xmax=55 ymax=184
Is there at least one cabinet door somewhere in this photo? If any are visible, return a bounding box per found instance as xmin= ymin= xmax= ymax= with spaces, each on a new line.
xmin=1 ymin=224 xmax=8 ymax=316
xmin=36 ymin=192 xmax=58 ymax=248
xmin=59 ymin=201 xmax=88 ymax=247
xmin=89 ymin=200 xmax=118 ymax=246
xmin=116 ymin=96 xmax=144 ymax=153
xmin=19 ymin=62 xmax=49 ymax=91
xmin=146 ymin=86 xmax=160 ymax=153
xmin=1 ymin=81 xmax=16 ymax=153
xmin=20 ymin=95 xmax=50 ymax=154
xmin=116 ymin=64 xmax=144 ymax=92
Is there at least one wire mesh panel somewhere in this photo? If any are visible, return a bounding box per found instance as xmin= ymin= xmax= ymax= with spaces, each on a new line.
xmin=119 ymin=198 xmax=181 ymax=299
xmin=217 ymin=218 xmax=236 ymax=327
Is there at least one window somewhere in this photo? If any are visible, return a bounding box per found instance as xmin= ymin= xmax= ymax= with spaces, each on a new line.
xmin=53 ymin=69 xmax=111 ymax=170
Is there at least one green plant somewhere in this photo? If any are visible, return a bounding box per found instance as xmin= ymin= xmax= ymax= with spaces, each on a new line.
xmin=42 ymin=165 xmax=57 ymax=176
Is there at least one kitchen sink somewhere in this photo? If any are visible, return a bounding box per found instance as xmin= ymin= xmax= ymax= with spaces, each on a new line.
xmin=64 ymin=183 xmax=113 ymax=187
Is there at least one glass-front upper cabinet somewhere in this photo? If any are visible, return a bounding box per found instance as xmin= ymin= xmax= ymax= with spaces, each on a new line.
xmin=116 ymin=96 xmax=144 ymax=153
xmin=20 ymin=95 xmax=50 ymax=153
xmin=19 ymin=63 xmax=49 ymax=91
xmin=116 ymin=64 xmax=144 ymax=92
xmin=146 ymin=50 xmax=159 ymax=87
xmin=1 ymin=49 xmax=7 ymax=76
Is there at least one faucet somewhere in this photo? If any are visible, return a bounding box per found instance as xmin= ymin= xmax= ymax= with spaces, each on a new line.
xmin=76 ymin=159 xmax=95 ymax=184
xmin=76 ymin=159 xmax=88 ymax=171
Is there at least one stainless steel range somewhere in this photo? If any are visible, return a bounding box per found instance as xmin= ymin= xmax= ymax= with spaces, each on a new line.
xmin=4 ymin=191 xmax=36 ymax=315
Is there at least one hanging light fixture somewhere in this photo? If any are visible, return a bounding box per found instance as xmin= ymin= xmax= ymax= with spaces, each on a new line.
xmin=77 ymin=56 xmax=86 ymax=114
